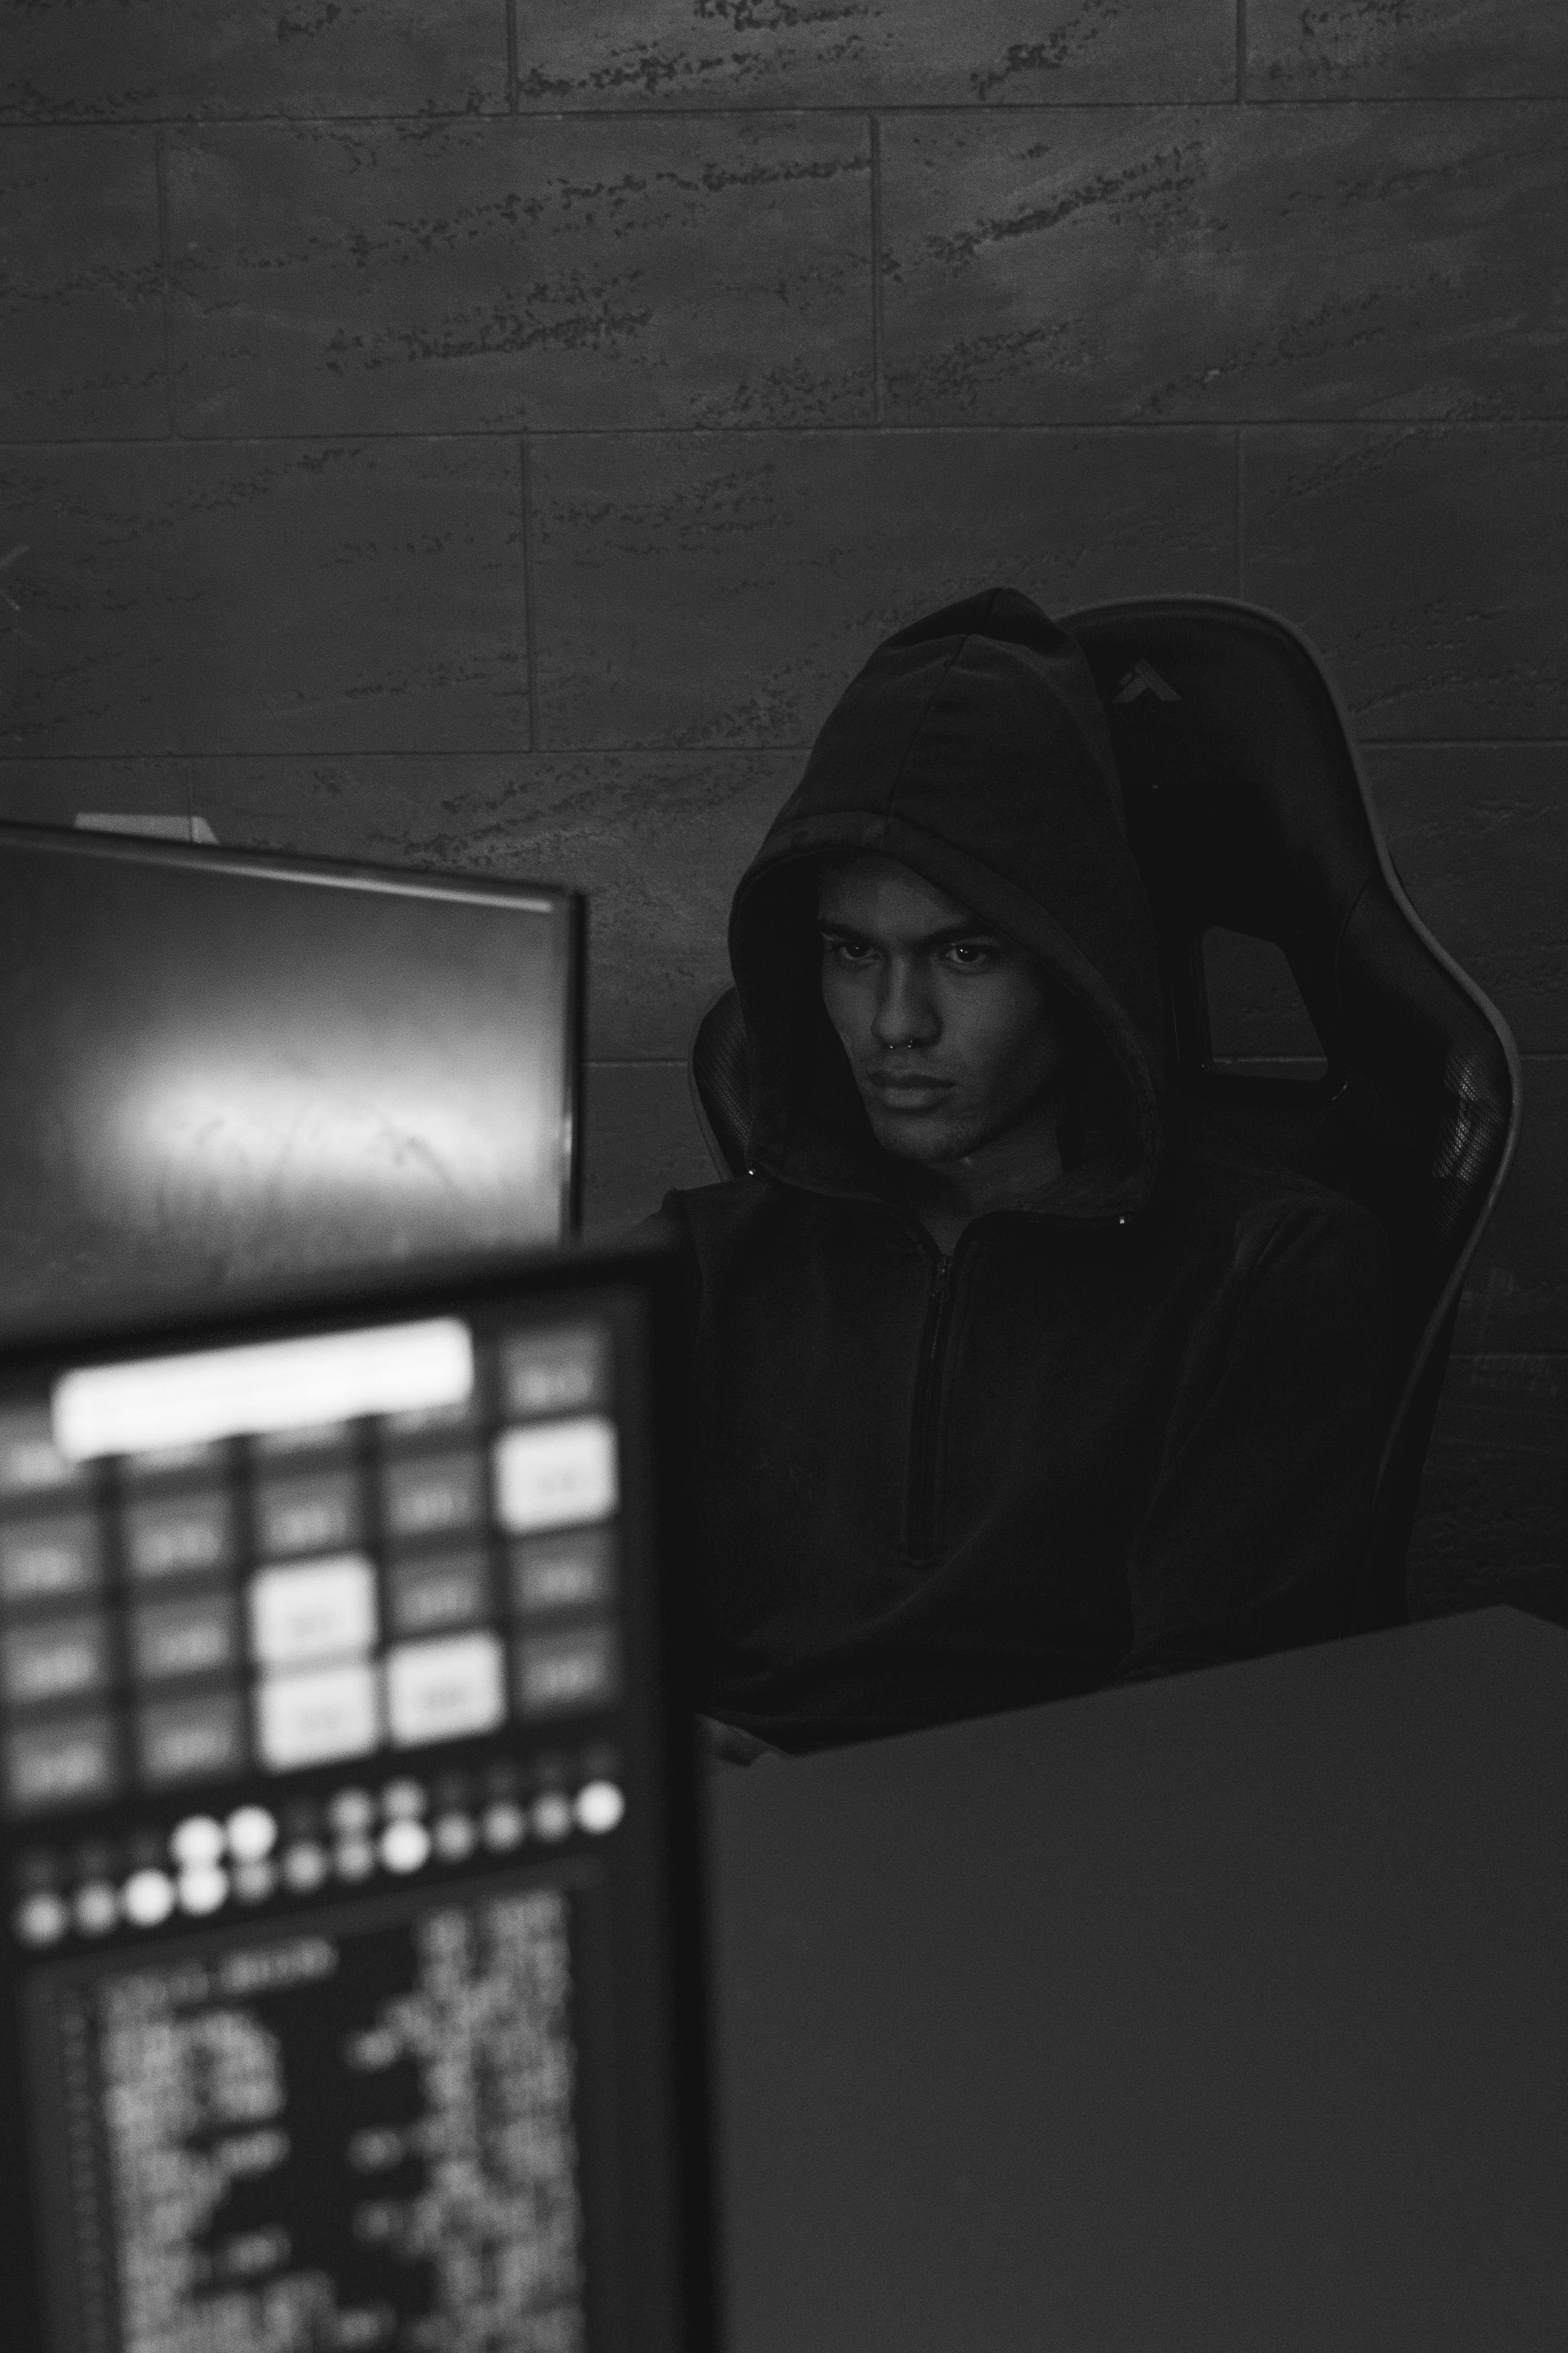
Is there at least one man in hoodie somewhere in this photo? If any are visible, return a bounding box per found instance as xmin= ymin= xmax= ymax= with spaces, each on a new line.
xmin=650 ymin=588 xmax=1395 ymax=1757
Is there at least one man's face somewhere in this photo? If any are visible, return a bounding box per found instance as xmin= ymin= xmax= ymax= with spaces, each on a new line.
xmin=817 ymin=854 xmax=1076 ymax=1166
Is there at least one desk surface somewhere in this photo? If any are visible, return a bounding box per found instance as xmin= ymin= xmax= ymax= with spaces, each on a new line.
xmin=709 ymin=1608 xmax=1568 ymax=2353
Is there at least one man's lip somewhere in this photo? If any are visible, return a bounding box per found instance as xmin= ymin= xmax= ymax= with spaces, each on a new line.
xmin=867 ymin=1071 xmax=954 ymax=1093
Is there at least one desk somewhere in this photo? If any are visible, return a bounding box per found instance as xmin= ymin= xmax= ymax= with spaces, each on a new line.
xmin=709 ymin=1608 xmax=1568 ymax=2352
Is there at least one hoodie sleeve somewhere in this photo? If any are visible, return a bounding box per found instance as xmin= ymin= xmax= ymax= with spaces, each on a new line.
xmin=1112 ymin=1194 xmax=1397 ymax=1683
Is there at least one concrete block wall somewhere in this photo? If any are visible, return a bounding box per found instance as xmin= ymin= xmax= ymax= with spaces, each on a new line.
xmin=1 ymin=0 xmax=1564 ymax=1620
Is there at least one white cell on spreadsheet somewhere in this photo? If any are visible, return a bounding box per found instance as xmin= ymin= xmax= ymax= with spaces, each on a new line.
xmin=385 ymin=1631 xmax=506 ymax=1750
xmin=492 ymin=1416 xmax=619 ymax=1536
xmin=248 ymin=1555 xmax=377 ymax=1669
xmin=255 ymin=1660 xmax=380 ymax=1771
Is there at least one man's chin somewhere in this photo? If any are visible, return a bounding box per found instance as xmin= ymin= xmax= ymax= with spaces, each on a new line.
xmin=865 ymin=1109 xmax=976 ymax=1165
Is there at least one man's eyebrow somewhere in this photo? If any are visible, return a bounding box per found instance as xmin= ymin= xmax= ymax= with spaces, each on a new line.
xmin=921 ymin=921 xmax=1004 ymax=949
xmin=816 ymin=917 xmax=1005 ymax=950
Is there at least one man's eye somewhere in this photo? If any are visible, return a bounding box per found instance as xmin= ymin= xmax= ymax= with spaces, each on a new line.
xmin=823 ymin=937 xmax=872 ymax=963
xmin=946 ymin=943 xmax=994 ymax=967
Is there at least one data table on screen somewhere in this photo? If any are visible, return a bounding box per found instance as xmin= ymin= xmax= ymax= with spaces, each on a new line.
xmin=25 ymin=1874 xmax=601 ymax=2353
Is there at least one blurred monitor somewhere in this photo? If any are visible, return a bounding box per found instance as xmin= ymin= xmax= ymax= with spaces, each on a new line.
xmin=0 ymin=1240 xmax=711 ymax=2353
xmin=0 ymin=823 xmax=584 ymax=1336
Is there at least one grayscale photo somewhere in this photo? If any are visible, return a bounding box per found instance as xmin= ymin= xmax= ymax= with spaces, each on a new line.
xmin=1 ymin=4 xmax=1564 ymax=2350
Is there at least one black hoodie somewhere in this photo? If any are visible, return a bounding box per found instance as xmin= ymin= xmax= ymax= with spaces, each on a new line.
xmin=649 ymin=589 xmax=1395 ymax=1752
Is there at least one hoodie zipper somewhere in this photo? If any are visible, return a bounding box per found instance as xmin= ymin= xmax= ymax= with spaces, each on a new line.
xmin=905 ymin=1239 xmax=960 ymax=1564
xmin=900 ymin=1208 xmax=1130 ymax=1563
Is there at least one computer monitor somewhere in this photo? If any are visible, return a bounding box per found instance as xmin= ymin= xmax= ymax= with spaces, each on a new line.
xmin=0 ymin=1242 xmax=712 ymax=2353
xmin=0 ymin=822 xmax=584 ymax=1336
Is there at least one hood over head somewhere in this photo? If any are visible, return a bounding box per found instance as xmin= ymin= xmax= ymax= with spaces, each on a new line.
xmin=727 ymin=586 xmax=1170 ymax=1223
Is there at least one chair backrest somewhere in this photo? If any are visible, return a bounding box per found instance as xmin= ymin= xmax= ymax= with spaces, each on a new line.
xmin=689 ymin=596 xmax=1522 ymax=1633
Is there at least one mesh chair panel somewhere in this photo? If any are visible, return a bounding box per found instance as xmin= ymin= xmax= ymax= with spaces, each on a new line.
xmin=687 ymin=990 xmax=751 ymax=1182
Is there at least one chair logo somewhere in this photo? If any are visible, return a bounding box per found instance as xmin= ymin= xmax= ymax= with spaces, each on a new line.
xmin=1113 ymin=660 xmax=1181 ymax=705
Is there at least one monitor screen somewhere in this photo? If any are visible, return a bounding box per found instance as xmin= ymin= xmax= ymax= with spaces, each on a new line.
xmin=0 ymin=824 xmax=584 ymax=1336
xmin=0 ymin=1245 xmax=710 ymax=2353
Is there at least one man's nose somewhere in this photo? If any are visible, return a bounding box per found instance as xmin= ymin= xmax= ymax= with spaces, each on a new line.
xmin=871 ymin=960 xmax=939 ymax=1050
